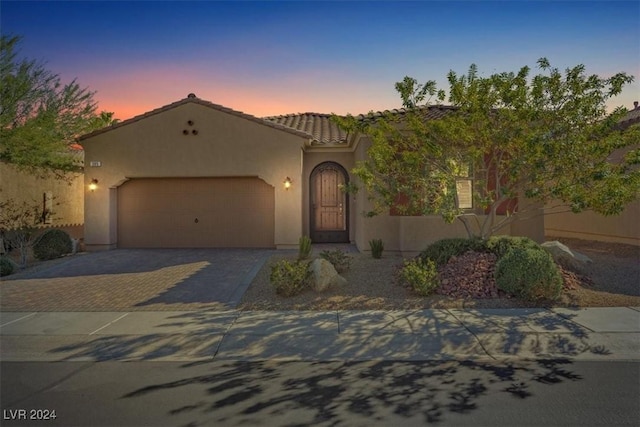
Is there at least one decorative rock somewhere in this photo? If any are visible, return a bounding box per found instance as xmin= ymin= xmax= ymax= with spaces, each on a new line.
xmin=437 ymin=251 xmax=502 ymax=299
xmin=541 ymin=241 xmax=592 ymax=271
xmin=310 ymin=258 xmax=347 ymax=292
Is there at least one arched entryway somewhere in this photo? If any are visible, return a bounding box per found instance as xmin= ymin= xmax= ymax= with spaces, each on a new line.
xmin=310 ymin=162 xmax=349 ymax=243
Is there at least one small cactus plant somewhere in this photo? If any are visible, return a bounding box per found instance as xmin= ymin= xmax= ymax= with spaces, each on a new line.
xmin=369 ymin=238 xmax=384 ymax=259
xmin=298 ymin=235 xmax=312 ymax=260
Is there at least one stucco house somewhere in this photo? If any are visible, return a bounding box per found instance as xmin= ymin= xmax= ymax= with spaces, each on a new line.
xmin=78 ymin=93 xmax=546 ymax=253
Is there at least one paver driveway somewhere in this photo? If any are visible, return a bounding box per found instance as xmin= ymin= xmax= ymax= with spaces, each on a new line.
xmin=0 ymin=249 xmax=274 ymax=311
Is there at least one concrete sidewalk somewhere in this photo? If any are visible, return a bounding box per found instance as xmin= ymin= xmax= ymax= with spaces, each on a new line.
xmin=1 ymin=307 xmax=638 ymax=362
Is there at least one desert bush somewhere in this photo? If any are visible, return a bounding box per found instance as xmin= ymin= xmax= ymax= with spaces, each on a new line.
xmin=419 ymin=238 xmax=485 ymax=266
xmin=399 ymin=258 xmax=439 ymax=296
xmin=32 ymin=229 xmax=72 ymax=260
xmin=369 ymin=239 xmax=384 ymax=259
xmin=270 ymin=259 xmax=311 ymax=297
xmin=1 ymin=198 xmax=50 ymax=267
xmin=319 ymin=249 xmax=352 ymax=274
xmin=298 ymin=236 xmax=312 ymax=261
xmin=0 ymin=257 xmax=14 ymax=276
xmin=486 ymin=235 xmax=540 ymax=259
xmin=495 ymin=247 xmax=563 ymax=301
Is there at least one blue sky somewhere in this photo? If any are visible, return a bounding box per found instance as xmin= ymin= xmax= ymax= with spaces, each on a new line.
xmin=2 ymin=1 xmax=639 ymax=119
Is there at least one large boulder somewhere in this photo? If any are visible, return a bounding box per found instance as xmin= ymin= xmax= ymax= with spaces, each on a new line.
xmin=541 ymin=241 xmax=592 ymax=271
xmin=310 ymin=258 xmax=347 ymax=292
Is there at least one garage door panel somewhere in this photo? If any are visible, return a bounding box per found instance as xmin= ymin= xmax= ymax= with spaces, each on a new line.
xmin=117 ymin=178 xmax=274 ymax=248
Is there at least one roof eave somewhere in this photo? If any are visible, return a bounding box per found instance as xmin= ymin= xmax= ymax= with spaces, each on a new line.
xmin=77 ymin=96 xmax=312 ymax=142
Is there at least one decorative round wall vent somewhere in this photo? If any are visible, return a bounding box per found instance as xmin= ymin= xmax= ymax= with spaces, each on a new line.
xmin=187 ymin=120 xmax=194 ymax=126
xmin=182 ymin=129 xmax=189 ymax=135
xmin=192 ymin=129 xmax=198 ymax=135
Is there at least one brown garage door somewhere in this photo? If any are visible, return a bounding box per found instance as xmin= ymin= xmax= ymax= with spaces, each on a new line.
xmin=117 ymin=177 xmax=274 ymax=248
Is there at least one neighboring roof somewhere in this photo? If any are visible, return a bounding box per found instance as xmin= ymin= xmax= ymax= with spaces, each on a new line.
xmin=77 ymin=94 xmax=313 ymax=142
xmin=619 ymin=102 xmax=640 ymax=129
xmin=263 ymin=113 xmax=348 ymax=144
xmin=353 ymin=105 xmax=458 ymax=123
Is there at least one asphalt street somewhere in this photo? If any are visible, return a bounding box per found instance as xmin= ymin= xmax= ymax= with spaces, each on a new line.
xmin=2 ymin=360 xmax=638 ymax=427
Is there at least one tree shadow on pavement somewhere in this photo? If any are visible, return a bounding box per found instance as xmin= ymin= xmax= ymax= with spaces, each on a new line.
xmin=120 ymin=358 xmax=583 ymax=426
xmin=45 ymin=309 xmax=615 ymax=363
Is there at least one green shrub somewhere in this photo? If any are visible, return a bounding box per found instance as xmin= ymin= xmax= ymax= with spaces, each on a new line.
xmin=419 ymin=238 xmax=485 ymax=266
xmin=495 ymin=247 xmax=563 ymax=301
xmin=319 ymin=249 xmax=351 ymax=274
xmin=486 ymin=235 xmax=540 ymax=259
xmin=298 ymin=236 xmax=312 ymax=261
xmin=32 ymin=229 xmax=72 ymax=261
xmin=399 ymin=258 xmax=439 ymax=296
xmin=270 ymin=259 xmax=311 ymax=297
xmin=0 ymin=257 xmax=14 ymax=276
xmin=369 ymin=239 xmax=384 ymax=259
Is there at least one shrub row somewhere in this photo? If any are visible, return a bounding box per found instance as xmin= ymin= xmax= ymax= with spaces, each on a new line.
xmin=0 ymin=229 xmax=73 ymax=277
xmin=408 ymin=235 xmax=562 ymax=301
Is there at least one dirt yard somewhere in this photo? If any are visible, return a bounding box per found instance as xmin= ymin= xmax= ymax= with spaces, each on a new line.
xmin=238 ymin=237 xmax=640 ymax=310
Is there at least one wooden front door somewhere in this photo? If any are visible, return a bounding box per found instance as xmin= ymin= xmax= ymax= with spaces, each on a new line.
xmin=310 ymin=162 xmax=349 ymax=243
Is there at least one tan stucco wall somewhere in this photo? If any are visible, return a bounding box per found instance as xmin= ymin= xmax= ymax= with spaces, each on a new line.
xmin=544 ymin=199 xmax=640 ymax=246
xmin=302 ymin=151 xmax=356 ymax=241
xmin=354 ymin=211 xmax=514 ymax=254
xmin=509 ymin=192 xmax=545 ymax=243
xmin=542 ymin=144 xmax=640 ymax=246
xmin=0 ymin=161 xmax=84 ymax=237
xmin=81 ymin=102 xmax=306 ymax=250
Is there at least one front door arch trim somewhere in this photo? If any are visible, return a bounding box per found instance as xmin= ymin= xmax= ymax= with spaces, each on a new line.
xmin=309 ymin=161 xmax=349 ymax=243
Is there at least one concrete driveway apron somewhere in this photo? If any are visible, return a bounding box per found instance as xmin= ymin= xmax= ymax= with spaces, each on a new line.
xmin=0 ymin=249 xmax=273 ymax=311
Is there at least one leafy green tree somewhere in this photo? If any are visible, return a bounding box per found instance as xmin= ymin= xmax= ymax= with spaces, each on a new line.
xmin=0 ymin=35 xmax=115 ymax=179
xmin=335 ymin=59 xmax=640 ymax=239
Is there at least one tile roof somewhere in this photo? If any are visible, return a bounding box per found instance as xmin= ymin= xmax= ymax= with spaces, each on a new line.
xmin=263 ymin=106 xmax=459 ymax=145
xmin=619 ymin=102 xmax=640 ymax=129
xmin=80 ymin=95 xmax=638 ymax=147
xmin=263 ymin=113 xmax=348 ymax=144
xmin=353 ymin=105 xmax=458 ymax=122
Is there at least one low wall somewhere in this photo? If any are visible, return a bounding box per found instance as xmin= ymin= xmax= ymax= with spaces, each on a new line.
xmin=355 ymin=214 xmax=517 ymax=255
xmin=544 ymin=200 xmax=640 ymax=246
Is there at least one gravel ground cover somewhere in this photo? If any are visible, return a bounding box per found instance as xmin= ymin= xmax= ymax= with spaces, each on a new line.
xmin=238 ymin=238 xmax=640 ymax=310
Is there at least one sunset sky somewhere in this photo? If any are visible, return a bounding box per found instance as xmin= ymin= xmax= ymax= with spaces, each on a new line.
xmin=2 ymin=1 xmax=639 ymax=120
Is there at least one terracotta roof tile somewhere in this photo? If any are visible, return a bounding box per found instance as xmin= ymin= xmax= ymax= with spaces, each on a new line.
xmin=262 ymin=107 xmax=459 ymax=145
xmin=354 ymin=105 xmax=458 ymax=122
xmin=263 ymin=113 xmax=348 ymax=144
